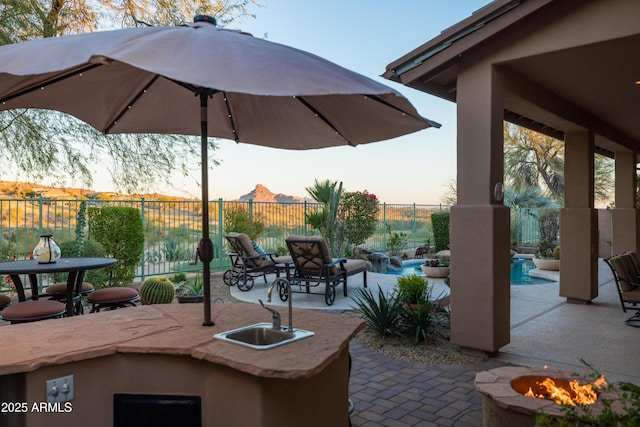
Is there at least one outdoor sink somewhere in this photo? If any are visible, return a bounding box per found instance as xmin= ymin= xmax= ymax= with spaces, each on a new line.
xmin=213 ymin=322 xmax=315 ymax=350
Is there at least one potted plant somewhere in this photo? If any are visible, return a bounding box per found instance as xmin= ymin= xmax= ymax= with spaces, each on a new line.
xmin=176 ymin=273 xmax=204 ymax=303
xmin=396 ymin=273 xmax=428 ymax=310
xmin=532 ymin=239 xmax=560 ymax=271
xmin=532 ymin=209 xmax=560 ymax=271
xmin=421 ymin=257 xmax=451 ymax=278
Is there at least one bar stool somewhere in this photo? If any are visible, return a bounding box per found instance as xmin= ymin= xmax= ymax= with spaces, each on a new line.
xmin=0 ymin=294 xmax=12 ymax=310
xmin=87 ymin=287 xmax=140 ymax=313
xmin=1 ymin=299 xmax=66 ymax=324
xmin=45 ymin=281 xmax=94 ymax=315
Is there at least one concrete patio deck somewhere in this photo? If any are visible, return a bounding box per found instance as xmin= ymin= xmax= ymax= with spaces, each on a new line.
xmin=231 ymin=259 xmax=640 ymax=426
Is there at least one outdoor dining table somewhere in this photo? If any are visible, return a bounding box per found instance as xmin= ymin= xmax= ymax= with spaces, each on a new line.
xmin=0 ymin=257 xmax=116 ymax=316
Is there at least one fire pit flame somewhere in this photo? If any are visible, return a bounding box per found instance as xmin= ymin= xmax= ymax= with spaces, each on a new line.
xmin=523 ymin=375 xmax=607 ymax=406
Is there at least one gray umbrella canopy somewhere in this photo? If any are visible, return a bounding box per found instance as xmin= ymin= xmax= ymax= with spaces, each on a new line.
xmin=0 ymin=16 xmax=439 ymax=325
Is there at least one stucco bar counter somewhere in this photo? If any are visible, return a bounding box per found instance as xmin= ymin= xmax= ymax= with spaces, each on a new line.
xmin=0 ymin=302 xmax=364 ymax=427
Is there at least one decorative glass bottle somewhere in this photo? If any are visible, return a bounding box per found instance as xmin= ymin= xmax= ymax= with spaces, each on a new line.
xmin=33 ymin=234 xmax=61 ymax=264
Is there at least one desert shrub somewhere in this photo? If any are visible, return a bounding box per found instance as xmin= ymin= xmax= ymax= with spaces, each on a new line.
xmin=223 ymin=205 xmax=266 ymax=240
xmin=396 ymin=273 xmax=427 ymax=305
xmin=163 ymin=236 xmax=187 ymax=261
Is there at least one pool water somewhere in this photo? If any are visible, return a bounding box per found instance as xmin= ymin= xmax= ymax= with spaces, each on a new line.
xmin=385 ymin=258 xmax=556 ymax=285
xmin=510 ymin=258 xmax=557 ymax=285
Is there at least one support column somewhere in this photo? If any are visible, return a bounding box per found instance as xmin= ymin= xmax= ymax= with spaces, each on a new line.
xmin=450 ymin=65 xmax=510 ymax=352
xmin=559 ymin=131 xmax=598 ymax=302
xmin=611 ymin=151 xmax=639 ymax=254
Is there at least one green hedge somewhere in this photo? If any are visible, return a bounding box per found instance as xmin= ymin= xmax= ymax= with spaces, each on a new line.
xmin=88 ymin=206 xmax=144 ymax=286
xmin=431 ymin=212 xmax=450 ymax=252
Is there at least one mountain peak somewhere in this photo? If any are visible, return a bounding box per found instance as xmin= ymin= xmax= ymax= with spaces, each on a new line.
xmin=239 ymin=184 xmax=304 ymax=203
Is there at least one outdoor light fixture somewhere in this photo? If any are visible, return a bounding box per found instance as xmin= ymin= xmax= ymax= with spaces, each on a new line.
xmin=493 ymin=182 xmax=504 ymax=202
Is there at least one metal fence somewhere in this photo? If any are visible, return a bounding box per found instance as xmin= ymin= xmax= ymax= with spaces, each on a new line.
xmin=0 ymin=197 xmax=450 ymax=281
xmin=509 ymin=207 xmax=560 ymax=247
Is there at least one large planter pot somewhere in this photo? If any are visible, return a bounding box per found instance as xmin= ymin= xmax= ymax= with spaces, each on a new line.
xmin=532 ymin=258 xmax=560 ymax=271
xmin=177 ymin=295 xmax=204 ymax=304
xmin=421 ymin=265 xmax=451 ymax=278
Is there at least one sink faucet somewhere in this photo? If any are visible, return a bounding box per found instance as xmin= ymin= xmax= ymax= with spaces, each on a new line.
xmin=266 ymin=278 xmax=293 ymax=333
xmin=258 ymin=299 xmax=281 ymax=330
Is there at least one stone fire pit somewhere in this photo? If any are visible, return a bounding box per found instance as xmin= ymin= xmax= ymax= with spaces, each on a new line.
xmin=475 ymin=366 xmax=622 ymax=427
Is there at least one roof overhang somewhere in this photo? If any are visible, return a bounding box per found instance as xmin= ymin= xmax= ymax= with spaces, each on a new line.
xmin=383 ymin=0 xmax=640 ymax=158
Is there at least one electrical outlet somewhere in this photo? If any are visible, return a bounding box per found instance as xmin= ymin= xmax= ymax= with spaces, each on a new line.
xmin=46 ymin=375 xmax=74 ymax=403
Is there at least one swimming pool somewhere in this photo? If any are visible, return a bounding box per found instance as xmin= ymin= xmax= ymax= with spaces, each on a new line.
xmin=385 ymin=258 xmax=557 ymax=285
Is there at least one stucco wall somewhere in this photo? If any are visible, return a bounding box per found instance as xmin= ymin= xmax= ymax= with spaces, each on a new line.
xmin=17 ymin=350 xmax=349 ymax=427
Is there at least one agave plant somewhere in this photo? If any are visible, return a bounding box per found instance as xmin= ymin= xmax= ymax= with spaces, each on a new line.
xmin=350 ymin=286 xmax=405 ymax=341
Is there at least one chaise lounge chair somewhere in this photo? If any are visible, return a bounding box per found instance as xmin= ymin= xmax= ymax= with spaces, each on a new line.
xmin=604 ymin=251 xmax=640 ymax=327
xmin=284 ymin=236 xmax=367 ymax=306
xmin=224 ymin=232 xmax=292 ymax=291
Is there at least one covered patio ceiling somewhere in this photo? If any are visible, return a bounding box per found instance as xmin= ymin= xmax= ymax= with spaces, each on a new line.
xmin=383 ymin=0 xmax=640 ymax=160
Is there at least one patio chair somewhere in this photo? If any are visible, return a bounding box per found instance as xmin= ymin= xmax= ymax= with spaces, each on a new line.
xmin=223 ymin=232 xmax=291 ymax=291
xmin=284 ymin=236 xmax=367 ymax=306
xmin=604 ymin=252 xmax=640 ymax=327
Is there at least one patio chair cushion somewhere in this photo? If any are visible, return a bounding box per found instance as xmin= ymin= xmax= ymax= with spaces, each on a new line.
xmin=251 ymin=241 xmax=269 ymax=260
xmin=344 ymin=259 xmax=367 ymax=275
xmin=0 ymin=294 xmax=11 ymax=309
xmin=613 ymin=255 xmax=639 ymax=291
xmin=46 ymin=281 xmax=94 ymax=295
xmin=288 ymin=235 xmax=337 ymax=275
xmin=624 ymin=288 xmax=640 ymax=303
xmin=272 ymin=255 xmax=293 ymax=264
xmin=234 ymin=232 xmax=264 ymax=267
xmin=625 ymin=251 xmax=640 ymax=277
xmin=87 ymin=287 xmax=139 ymax=303
xmin=1 ymin=300 xmax=65 ymax=322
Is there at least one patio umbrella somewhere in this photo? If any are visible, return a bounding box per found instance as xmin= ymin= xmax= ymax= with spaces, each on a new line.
xmin=0 ymin=15 xmax=439 ymax=325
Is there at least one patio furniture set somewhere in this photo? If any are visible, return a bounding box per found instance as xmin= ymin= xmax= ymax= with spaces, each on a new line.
xmin=0 ymin=257 xmax=140 ymax=324
xmin=224 ymin=233 xmax=367 ymax=306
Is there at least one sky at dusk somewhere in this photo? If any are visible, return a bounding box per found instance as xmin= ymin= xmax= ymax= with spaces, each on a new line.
xmin=57 ymin=1 xmax=491 ymax=203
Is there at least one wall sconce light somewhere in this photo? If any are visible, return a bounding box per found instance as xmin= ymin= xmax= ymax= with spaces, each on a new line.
xmin=493 ymin=182 xmax=504 ymax=202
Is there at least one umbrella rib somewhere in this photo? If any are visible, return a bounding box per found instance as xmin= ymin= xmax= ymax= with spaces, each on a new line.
xmin=104 ymin=74 xmax=161 ymax=134
xmin=220 ymin=91 xmax=239 ymax=143
xmin=0 ymin=63 xmax=102 ymax=104
xmin=295 ymin=96 xmax=353 ymax=145
xmin=366 ymin=94 xmax=442 ymax=128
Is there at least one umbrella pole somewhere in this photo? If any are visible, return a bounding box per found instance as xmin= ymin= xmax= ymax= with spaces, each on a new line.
xmin=199 ymin=90 xmax=215 ymax=326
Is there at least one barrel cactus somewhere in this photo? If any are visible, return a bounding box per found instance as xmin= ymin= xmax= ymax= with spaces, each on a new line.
xmin=140 ymin=276 xmax=175 ymax=305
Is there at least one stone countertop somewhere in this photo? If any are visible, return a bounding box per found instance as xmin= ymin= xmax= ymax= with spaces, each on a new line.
xmin=0 ymin=303 xmax=365 ymax=380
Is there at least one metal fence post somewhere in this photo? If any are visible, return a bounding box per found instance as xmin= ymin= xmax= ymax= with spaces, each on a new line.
xmin=413 ymin=203 xmax=417 ymax=247
xmin=303 ymin=201 xmax=308 ymax=235
xmin=140 ymin=197 xmax=146 ymax=281
xmin=382 ymin=202 xmax=387 ymax=249
xmin=217 ymin=198 xmax=224 ymax=270
xmin=38 ymin=195 xmax=43 ymax=236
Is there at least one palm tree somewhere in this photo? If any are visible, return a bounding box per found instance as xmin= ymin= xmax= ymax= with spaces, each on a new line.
xmin=305 ymin=179 xmax=344 ymax=256
xmin=504 ymin=123 xmax=614 ymax=206
xmin=504 ymin=123 xmax=564 ymax=201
